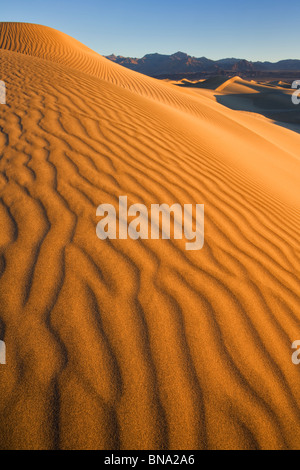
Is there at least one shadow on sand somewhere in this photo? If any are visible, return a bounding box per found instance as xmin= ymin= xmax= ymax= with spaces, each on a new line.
xmin=215 ymin=89 xmax=300 ymax=134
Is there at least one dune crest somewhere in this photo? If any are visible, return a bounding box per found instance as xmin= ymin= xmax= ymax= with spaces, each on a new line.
xmin=0 ymin=23 xmax=300 ymax=450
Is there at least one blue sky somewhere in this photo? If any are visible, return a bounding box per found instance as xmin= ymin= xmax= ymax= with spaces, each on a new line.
xmin=1 ymin=0 xmax=299 ymax=61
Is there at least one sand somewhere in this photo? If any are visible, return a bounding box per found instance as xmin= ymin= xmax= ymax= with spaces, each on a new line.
xmin=0 ymin=23 xmax=300 ymax=450
xmin=175 ymin=76 xmax=300 ymax=134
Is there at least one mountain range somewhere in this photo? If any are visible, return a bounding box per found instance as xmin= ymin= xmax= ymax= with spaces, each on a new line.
xmin=106 ymin=52 xmax=300 ymax=78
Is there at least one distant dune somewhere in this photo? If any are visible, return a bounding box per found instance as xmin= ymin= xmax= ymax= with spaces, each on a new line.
xmin=0 ymin=23 xmax=300 ymax=450
xmin=171 ymin=76 xmax=300 ymax=133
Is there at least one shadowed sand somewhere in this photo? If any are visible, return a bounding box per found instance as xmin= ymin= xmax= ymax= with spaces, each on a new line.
xmin=0 ymin=23 xmax=300 ymax=450
xmin=174 ymin=76 xmax=300 ymax=133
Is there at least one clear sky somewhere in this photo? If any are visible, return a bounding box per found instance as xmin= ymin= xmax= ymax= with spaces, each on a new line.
xmin=1 ymin=0 xmax=299 ymax=62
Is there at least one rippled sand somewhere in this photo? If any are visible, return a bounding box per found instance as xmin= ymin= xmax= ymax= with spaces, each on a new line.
xmin=0 ymin=23 xmax=300 ymax=450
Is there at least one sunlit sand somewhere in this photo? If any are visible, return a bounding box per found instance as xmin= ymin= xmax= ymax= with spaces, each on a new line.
xmin=0 ymin=23 xmax=300 ymax=450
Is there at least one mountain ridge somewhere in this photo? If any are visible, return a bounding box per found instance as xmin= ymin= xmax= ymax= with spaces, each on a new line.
xmin=106 ymin=51 xmax=300 ymax=78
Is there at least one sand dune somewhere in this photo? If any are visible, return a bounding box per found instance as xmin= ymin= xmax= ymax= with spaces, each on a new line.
xmin=180 ymin=76 xmax=300 ymax=133
xmin=0 ymin=23 xmax=300 ymax=450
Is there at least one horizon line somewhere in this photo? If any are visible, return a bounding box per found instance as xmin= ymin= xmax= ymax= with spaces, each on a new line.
xmin=105 ymin=51 xmax=299 ymax=64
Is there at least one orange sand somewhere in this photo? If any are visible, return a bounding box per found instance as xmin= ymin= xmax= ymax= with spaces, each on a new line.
xmin=0 ymin=23 xmax=300 ymax=450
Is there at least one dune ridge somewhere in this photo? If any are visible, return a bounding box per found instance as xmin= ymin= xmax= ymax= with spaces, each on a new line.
xmin=0 ymin=23 xmax=300 ymax=450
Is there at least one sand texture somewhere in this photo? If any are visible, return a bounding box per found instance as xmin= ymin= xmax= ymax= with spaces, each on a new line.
xmin=0 ymin=23 xmax=300 ymax=450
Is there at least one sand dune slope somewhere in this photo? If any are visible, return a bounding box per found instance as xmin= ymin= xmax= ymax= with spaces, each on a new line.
xmin=0 ymin=23 xmax=300 ymax=450
xmin=185 ymin=76 xmax=300 ymax=134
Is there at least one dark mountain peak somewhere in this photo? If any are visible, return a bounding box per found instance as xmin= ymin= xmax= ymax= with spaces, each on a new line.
xmin=171 ymin=51 xmax=189 ymax=59
xmin=105 ymin=52 xmax=300 ymax=78
xmin=142 ymin=52 xmax=167 ymax=59
xmin=232 ymin=59 xmax=254 ymax=72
